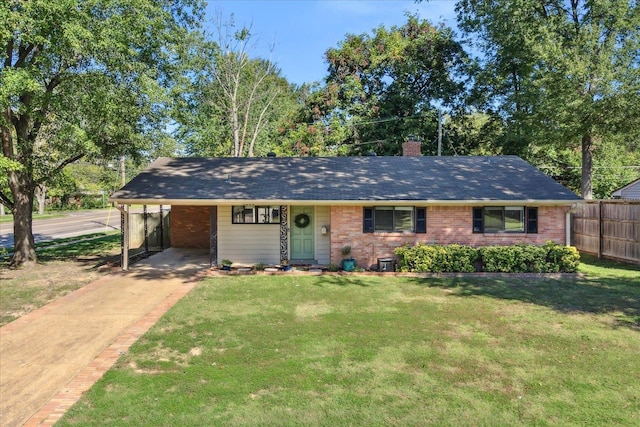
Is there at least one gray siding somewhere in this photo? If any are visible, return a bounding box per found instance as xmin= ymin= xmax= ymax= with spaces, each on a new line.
xmin=314 ymin=206 xmax=331 ymax=264
xmin=217 ymin=205 xmax=281 ymax=265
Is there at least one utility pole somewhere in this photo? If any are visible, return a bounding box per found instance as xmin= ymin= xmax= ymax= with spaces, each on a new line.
xmin=120 ymin=155 xmax=126 ymax=187
xmin=437 ymin=110 xmax=443 ymax=156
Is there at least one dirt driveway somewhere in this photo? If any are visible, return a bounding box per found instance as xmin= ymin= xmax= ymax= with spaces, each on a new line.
xmin=0 ymin=249 xmax=209 ymax=427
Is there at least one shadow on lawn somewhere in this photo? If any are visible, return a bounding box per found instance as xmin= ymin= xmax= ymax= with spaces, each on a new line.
xmin=405 ymin=273 xmax=640 ymax=331
xmin=313 ymin=274 xmax=371 ymax=287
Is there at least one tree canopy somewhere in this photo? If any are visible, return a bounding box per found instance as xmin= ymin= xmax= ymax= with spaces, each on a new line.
xmin=1 ymin=0 xmax=204 ymax=266
xmin=172 ymin=18 xmax=299 ymax=157
xmin=3 ymin=1 xmax=639 ymax=268
xmin=456 ymin=0 xmax=640 ymax=198
xmin=317 ymin=14 xmax=470 ymax=155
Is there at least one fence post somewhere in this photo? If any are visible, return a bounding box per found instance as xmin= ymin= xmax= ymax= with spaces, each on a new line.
xmin=597 ymin=200 xmax=603 ymax=259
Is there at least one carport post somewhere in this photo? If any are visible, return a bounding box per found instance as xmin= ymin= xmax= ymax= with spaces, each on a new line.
xmin=115 ymin=204 xmax=130 ymax=270
xmin=143 ymin=204 xmax=148 ymax=254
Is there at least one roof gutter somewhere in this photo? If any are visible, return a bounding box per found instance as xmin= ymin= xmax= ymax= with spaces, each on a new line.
xmin=566 ymin=203 xmax=581 ymax=247
xmin=108 ymin=198 xmax=581 ymax=207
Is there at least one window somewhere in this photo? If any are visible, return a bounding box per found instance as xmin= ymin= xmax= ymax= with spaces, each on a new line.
xmin=232 ymin=205 xmax=280 ymax=224
xmin=363 ymin=207 xmax=426 ymax=233
xmin=472 ymin=207 xmax=538 ymax=233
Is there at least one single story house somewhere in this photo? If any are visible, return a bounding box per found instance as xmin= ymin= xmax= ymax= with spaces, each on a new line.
xmin=109 ymin=141 xmax=582 ymax=270
xmin=612 ymin=178 xmax=640 ymax=200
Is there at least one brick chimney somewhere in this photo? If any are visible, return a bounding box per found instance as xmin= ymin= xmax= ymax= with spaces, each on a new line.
xmin=402 ymin=139 xmax=421 ymax=156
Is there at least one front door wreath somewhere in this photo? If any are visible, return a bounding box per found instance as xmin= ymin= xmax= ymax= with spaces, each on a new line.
xmin=294 ymin=213 xmax=310 ymax=228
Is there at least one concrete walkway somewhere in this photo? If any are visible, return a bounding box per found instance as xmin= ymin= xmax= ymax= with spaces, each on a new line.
xmin=0 ymin=249 xmax=210 ymax=427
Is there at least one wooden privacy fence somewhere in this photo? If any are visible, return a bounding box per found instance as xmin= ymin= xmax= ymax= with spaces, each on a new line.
xmin=572 ymin=200 xmax=640 ymax=265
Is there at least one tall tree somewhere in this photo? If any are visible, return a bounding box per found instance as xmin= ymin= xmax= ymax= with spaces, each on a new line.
xmin=321 ymin=14 xmax=469 ymax=155
xmin=174 ymin=18 xmax=298 ymax=157
xmin=457 ymin=0 xmax=640 ymax=199
xmin=1 ymin=0 xmax=204 ymax=267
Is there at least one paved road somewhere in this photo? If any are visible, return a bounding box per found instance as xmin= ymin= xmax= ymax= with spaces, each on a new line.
xmin=0 ymin=209 xmax=122 ymax=249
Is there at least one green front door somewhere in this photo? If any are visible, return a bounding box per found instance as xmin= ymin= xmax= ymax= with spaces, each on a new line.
xmin=290 ymin=206 xmax=314 ymax=261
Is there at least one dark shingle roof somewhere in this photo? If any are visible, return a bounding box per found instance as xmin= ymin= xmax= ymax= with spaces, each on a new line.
xmin=109 ymin=156 xmax=581 ymax=204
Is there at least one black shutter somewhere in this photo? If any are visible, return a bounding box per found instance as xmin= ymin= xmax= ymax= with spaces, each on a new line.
xmin=363 ymin=207 xmax=374 ymax=233
xmin=415 ymin=207 xmax=426 ymax=233
xmin=526 ymin=207 xmax=538 ymax=233
xmin=473 ymin=207 xmax=483 ymax=233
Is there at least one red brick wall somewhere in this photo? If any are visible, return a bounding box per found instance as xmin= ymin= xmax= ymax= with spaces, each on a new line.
xmin=330 ymin=205 xmax=569 ymax=268
xmin=402 ymin=140 xmax=421 ymax=156
xmin=170 ymin=205 xmax=210 ymax=249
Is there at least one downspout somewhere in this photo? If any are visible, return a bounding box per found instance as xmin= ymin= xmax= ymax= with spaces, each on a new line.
xmin=114 ymin=203 xmax=129 ymax=270
xmin=565 ymin=204 xmax=580 ymax=247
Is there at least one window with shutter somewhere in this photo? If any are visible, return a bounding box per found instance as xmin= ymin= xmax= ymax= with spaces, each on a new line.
xmin=363 ymin=207 xmax=374 ymax=233
xmin=526 ymin=207 xmax=538 ymax=233
xmin=472 ymin=207 xmax=483 ymax=233
xmin=473 ymin=206 xmax=538 ymax=233
xmin=362 ymin=207 xmax=424 ymax=233
xmin=415 ymin=207 xmax=426 ymax=233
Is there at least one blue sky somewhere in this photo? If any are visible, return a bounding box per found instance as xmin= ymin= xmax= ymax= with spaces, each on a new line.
xmin=208 ymin=1 xmax=458 ymax=86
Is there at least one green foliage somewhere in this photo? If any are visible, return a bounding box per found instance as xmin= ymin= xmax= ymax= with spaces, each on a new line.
xmin=290 ymin=14 xmax=469 ymax=156
xmin=326 ymin=263 xmax=340 ymax=272
xmin=544 ymin=242 xmax=581 ymax=274
xmin=0 ymin=154 xmax=21 ymax=172
xmin=1 ymin=0 xmax=204 ymax=265
xmin=276 ymin=83 xmax=353 ymax=157
xmin=479 ymin=245 xmax=547 ymax=273
xmin=395 ymin=243 xmax=478 ymax=273
xmin=479 ymin=243 xmax=580 ymax=273
xmin=172 ymin=18 xmax=299 ymax=157
xmin=396 ymin=242 xmax=580 ymax=273
xmin=457 ymin=0 xmax=640 ymax=198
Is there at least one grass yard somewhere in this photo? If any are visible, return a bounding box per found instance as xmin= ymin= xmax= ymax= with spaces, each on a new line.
xmin=0 ymin=233 xmax=120 ymax=326
xmin=59 ymin=255 xmax=640 ymax=426
xmin=0 ymin=211 xmax=66 ymax=223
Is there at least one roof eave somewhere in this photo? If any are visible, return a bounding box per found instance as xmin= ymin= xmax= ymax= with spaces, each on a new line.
xmin=109 ymin=198 xmax=582 ymax=207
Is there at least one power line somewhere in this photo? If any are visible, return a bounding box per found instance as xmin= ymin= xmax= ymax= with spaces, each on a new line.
xmin=312 ymin=113 xmax=425 ymax=127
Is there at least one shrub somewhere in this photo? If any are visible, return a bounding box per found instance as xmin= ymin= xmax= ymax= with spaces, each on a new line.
xmin=396 ymin=242 xmax=579 ymax=273
xmin=395 ymin=243 xmax=478 ymax=273
xmin=326 ymin=263 xmax=340 ymax=272
xmin=479 ymin=244 xmax=549 ymax=273
xmin=545 ymin=241 xmax=581 ymax=273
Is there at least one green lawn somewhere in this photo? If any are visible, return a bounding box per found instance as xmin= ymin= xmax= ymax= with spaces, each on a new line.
xmin=0 ymin=211 xmax=66 ymax=223
xmin=60 ymin=257 xmax=640 ymax=426
xmin=0 ymin=233 xmax=121 ymax=326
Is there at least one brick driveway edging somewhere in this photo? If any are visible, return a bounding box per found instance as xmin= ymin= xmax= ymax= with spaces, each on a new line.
xmin=21 ymin=271 xmax=204 ymax=427
xmin=13 ymin=273 xmax=203 ymax=427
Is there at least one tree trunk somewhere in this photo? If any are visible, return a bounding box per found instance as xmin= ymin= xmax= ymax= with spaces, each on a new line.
xmin=9 ymin=171 xmax=37 ymax=268
xmin=0 ymin=204 xmax=4 ymax=216
xmin=36 ymin=184 xmax=46 ymax=215
xmin=581 ymin=133 xmax=593 ymax=200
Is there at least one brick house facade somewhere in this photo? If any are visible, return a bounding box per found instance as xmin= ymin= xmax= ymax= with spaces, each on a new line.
xmin=111 ymin=150 xmax=581 ymax=270
xmin=170 ymin=206 xmax=210 ymax=249
xmin=329 ymin=205 xmax=568 ymax=268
